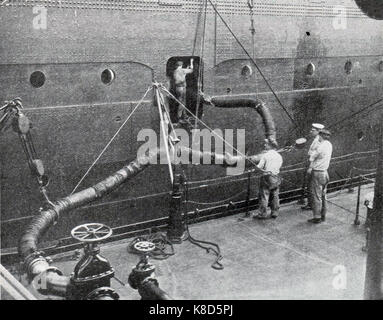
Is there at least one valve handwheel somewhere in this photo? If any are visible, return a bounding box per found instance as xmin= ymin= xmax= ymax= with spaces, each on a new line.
xmin=71 ymin=223 xmax=112 ymax=243
xmin=133 ymin=241 xmax=156 ymax=253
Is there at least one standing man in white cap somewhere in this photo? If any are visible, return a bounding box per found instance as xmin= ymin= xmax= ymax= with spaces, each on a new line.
xmin=307 ymin=129 xmax=333 ymax=224
xmin=301 ymin=123 xmax=325 ymax=210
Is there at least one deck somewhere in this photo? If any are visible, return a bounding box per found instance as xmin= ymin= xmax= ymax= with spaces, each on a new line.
xmin=5 ymin=184 xmax=372 ymax=300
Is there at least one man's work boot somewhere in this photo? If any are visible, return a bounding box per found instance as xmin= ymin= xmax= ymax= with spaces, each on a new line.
xmin=238 ymin=212 xmax=251 ymax=221
xmin=271 ymin=212 xmax=279 ymax=219
xmin=321 ymin=215 xmax=326 ymax=222
xmin=254 ymin=213 xmax=269 ymax=220
xmin=308 ymin=218 xmax=322 ymax=224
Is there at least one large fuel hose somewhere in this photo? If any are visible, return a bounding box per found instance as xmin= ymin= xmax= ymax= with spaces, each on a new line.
xmin=18 ymin=148 xmax=163 ymax=299
xmin=210 ymin=96 xmax=277 ymax=144
xmin=17 ymin=146 xmax=251 ymax=298
xmin=19 ymin=145 xmax=242 ymax=262
xmin=19 ymin=148 xmax=160 ymax=262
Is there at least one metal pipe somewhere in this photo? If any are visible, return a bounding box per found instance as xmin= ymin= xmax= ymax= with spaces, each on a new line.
xmin=0 ymin=275 xmax=27 ymax=300
xmin=138 ymin=280 xmax=172 ymax=300
xmin=354 ymin=180 xmax=362 ymax=225
xmin=0 ymin=264 xmax=37 ymax=300
xmin=43 ymin=272 xmax=71 ymax=297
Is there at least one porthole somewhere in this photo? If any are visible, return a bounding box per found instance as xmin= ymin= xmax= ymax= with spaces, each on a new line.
xmin=30 ymin=71 xmax=46 ymax=88
xmin=379 ymin=61 xmax=383 ymax=72
xmin=357 ymin=131 xmax=364 ymax=141
xmin=241 ymin=65 xmax=253 ymax=77
xmin=345 ymin=60 xmax=353 ymax=75
xmin=306 ymin=63 xmax=316 ymax=76
xmin=101 ymin=69 xmax=115 ymax=85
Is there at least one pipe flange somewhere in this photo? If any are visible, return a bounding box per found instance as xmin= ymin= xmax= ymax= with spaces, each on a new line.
xmin=25 ymin=252 xmax=50 ymax=278
xmin=85 ymin=287 xmax=120 ymax=300
xmin=142 ymin=277 xmax=159 ymax=288
xmin=24 ymin=251 xmax=46 ymax=267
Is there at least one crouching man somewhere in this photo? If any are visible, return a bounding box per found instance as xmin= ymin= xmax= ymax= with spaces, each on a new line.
xmin=253 ymin=138 xmax=283 ymax=220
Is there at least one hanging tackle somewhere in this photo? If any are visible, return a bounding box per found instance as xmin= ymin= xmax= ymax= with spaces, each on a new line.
xmin=0 ymin=98 xmax=52 ymax=205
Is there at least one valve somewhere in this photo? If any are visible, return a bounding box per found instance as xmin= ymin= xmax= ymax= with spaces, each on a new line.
xmin=71 ymin=223 xmax=113 ymax=243
xmin=128 ymin=241 xmax=156 ymax=290
xmin=127 ymin=240 xmax=171 ymax=299
xmin=68 ymin=223 xmax=116 ymax=300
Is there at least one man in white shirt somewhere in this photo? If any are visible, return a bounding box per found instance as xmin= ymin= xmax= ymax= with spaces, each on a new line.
xmin=253 ymin=139 xmax=283 ymax=219
xmin=307 ymin=129 xmax=333 ymax=224
xmin=301 ymin=123 xmax=325 ymax=210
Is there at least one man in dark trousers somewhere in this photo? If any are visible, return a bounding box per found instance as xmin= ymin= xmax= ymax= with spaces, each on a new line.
xmin=171 ymin=59 xmax=194 ymax=122
xmin=253 ymin=139 xmax=283 ymax=220
xmin=301 ymin=123 xmax=325 ymax=210
xmin=307 ymin=129 xmax=333 ymax=224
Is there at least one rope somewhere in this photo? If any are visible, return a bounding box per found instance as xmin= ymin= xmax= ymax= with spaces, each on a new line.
xmin=184 ymin=178 xmax=224 ymax=270
xmin=154 ymin=86 xmax=174 ymax=184
xmin=157 ymin=89 xmax=179 ymax=143
xmin=192 ymin=0 xmax=208 ymax=131
xmin=328 ymin=98 xmax=383 ymax=131
xmin=352 ymin=166 xmax=377 ymax=173
xmin=206 ymin=0 xmax=298 ymax=130
xmin=185 ymin=224 xmax=224 ymax=270
xmin=128 ymin=232 xmax=175 ymax=260
xmin=187 ymin=190 xmax=247 ymax=206
xmin=332 ymin=149 xmax=378 ymax=161
xmin=191 ymin=0 xmax=205 ymax=56
xmin=326 ymin=199 xmax=368 ymax=222
xmin=70 ymin=86 xmax=152 ymax=195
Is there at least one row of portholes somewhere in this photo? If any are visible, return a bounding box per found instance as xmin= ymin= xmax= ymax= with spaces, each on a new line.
xmin=31 ymin=61 xmax=383 ymax=87
xmin=305 ymin=60 xmax=383 ymax=76
xmin=29 ymin=69 xmax=116 ymax=88
xmin=240 ymin=60 xmax=383 ymax=78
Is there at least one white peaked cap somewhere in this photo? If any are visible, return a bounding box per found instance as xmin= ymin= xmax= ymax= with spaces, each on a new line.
xmin=312 ymin=123 xmax=324 ymax=130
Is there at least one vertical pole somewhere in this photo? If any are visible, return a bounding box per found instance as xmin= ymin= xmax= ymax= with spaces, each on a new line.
xmin=364 ymin=116 xmax=383 ymax=299
xmin=245 ymin=170 xmax=251 ymax=217
xmin=354 ymin=179 xmax=361 ymax=226
xmin=155 ymin=86 xmax=174 ymax=185
xmin=167 ymin=174 xmax=184 ymax=244
xmin=214 ymin=1 xmax=217 ymax=66
xmin=298 ymin=167 xmax=308 ymax=205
